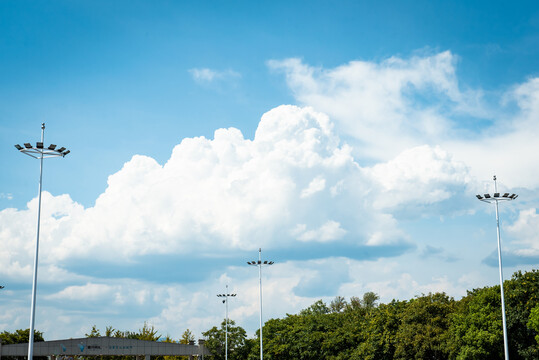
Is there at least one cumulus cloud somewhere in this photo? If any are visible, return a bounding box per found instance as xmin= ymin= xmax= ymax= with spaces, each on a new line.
xmin=366 ymin=144 xmax=474 ymax=216
xmin=0 ymin=107 xmax=382 ymax=278
xmin=1 ymin=103 xmax=478 ymax=291
xmin=269 ymin=53 xmax=539 ymax=191
xmin=268 ymin=52 xmax=484 ymax=161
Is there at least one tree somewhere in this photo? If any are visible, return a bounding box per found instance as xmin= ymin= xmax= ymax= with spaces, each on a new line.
xmin=86 ymin=325 xmax=101 ymax=337
xmin=505 ymin=269 xmax=539 ymax=359
xmin=330 ymin=296 xmax=347 ymax=313
xmin=136 ymin=321 xmax=160 ymax=341
xmin=262 ymin=299 xmax=352 ymax=360
xmin=299 ymin=299 xmax=330 ymax=316
xmin=394 ymin=292 xmax=454 ymax=360
xmin=362 ymin=292 xmax=380 ymax=310
xmin=202 ymin=319 xmax=248 ymax=360
xmin=180 ymin=329 xmax=195 ymax=344
xmin=353 ymin=300 xmax=406 ymax=360
xmin=105 ymin=326 xmax=116 ymax=337
xmin=0 ymin=328 xmax=44 ymax=344
xmin=448 ymin=286 xmax=503 ymax=360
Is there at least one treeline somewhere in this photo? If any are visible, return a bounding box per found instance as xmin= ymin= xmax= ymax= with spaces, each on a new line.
xmin=204 ymin=269 xmax=539 ymax=360
xmin=3 ymin=270 xmax=538 ymax=360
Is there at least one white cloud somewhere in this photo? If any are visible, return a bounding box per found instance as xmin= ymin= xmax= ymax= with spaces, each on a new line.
xmin=293 ymin=220 xmax=346 ymax=243
xmin=507 ymin=208 xmax=539 ymax=256
xmin=0 ymin=106 xmax=393 ymax=274
xmin=268 ymin=52 xmax=482 ymax=161
xmin=48 ymin=283 xmax=116 ymax=302
xmin=366 ymin=144 xmax=474 ymax=213
xmin=447 ymin=77 xmax=539 ymax=190
xmin=300 ymin=175 xmax=326 ymax=198
xmin=269 ymin=53 xmax=539 ymax=191
xmin=189 ymin=68 xmax=241 ymax=83
xmin=1 ymin=103 xmax=483 ymax=285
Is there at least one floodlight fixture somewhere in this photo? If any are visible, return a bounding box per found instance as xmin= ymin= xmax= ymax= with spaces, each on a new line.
xmin=15 ymin=129 xmax=70 ymax=159
xmin=14 ymin=123 xmax=70 ymax=360
xmin=247 ymin=248 xmax=274 ymax=360
xmin=476 ymin=175 xmax=518 ymax=360
xmin=217 ymin=285 xmax=237 ymax=360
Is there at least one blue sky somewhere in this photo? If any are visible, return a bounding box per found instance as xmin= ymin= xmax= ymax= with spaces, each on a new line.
xmin=1 ymin=0 xmax=539 ymax=341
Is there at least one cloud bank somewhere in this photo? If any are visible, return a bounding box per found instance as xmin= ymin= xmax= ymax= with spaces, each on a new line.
xmin=3 ymin=50 xmax=539 ymax=340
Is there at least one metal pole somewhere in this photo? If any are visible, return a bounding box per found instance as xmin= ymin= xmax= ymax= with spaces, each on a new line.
xmin=28 ymin=123 xmax=45 ymax=360
xmin=493 ymin=175 xmax=509 ymax=360
xmin=475 ymin=176 xmax=517 ymax=360
xmin=247 ymin=249 xmax=272 ymax=360
xmin=225 ymin=285 xmax=228 ymax=360
xmin=258 ymin=248 xmax=263 ymax=360
xmin=495 ymin=199 xmax=510 ymax=360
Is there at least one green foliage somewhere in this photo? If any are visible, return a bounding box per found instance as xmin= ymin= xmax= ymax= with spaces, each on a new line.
xmin=255 ymin=272 xmax=539 ymax=359
xmin=179 ymin=329 xmax=195 ymax=344
xmin=393 ymin=293 xmax=454 ymax=360
xmin=136 ymin=322 xmax=161 ymax=341
xmin=0 ymin=328 xmax=44 ymax=344
xmin=362 ymin=292 xmax=380 ymax=310
xmin=353 ymin=300 xmax=406 ymax=360
xmin=527 ymin=305 xmax=539 ymax=345
xmin=261 ymin=296 xmax=381 ymax=360
xmin=329 ymin=296 xmax=347 ymax=313
xmin=448 ymin=286 xmax=503 ymax=360
xmin=86 ymin=325 xmax=101 ymax=337
xmin=105 ymin=326 xmax=116 ymax=337
xmin=202 ymin=319 xmax=248 ymax=360
xmin=299 ymin=299 xmax=330 ymax=316
xmin=506 ymin=269 xmax=539 ymax=359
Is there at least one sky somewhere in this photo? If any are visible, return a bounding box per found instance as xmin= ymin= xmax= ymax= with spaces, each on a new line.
xmin=1 ymin=0 xmax=539 ymax=341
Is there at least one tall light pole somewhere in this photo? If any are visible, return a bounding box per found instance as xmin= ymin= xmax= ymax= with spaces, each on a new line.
xmin=217 ymin=285 xmax=236 ymax=360
xmin=14 ymin=123 xmax=70 ymax=359
xmin=476 ymin=175 xmax=518 ymax=360
xmin=247 ymin=248 xmax=274 ymax=360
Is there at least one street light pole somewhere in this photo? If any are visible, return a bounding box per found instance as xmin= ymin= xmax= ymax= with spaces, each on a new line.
xmin=217 ymin=285 xmax=236 ymax=360
xmin=476 ymin=175 xmax=518 ymax=360
xmin=247 ymin=248 xmax=274 ymax=360
xmin=14 ymin=123 xmax=70 ymax=359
